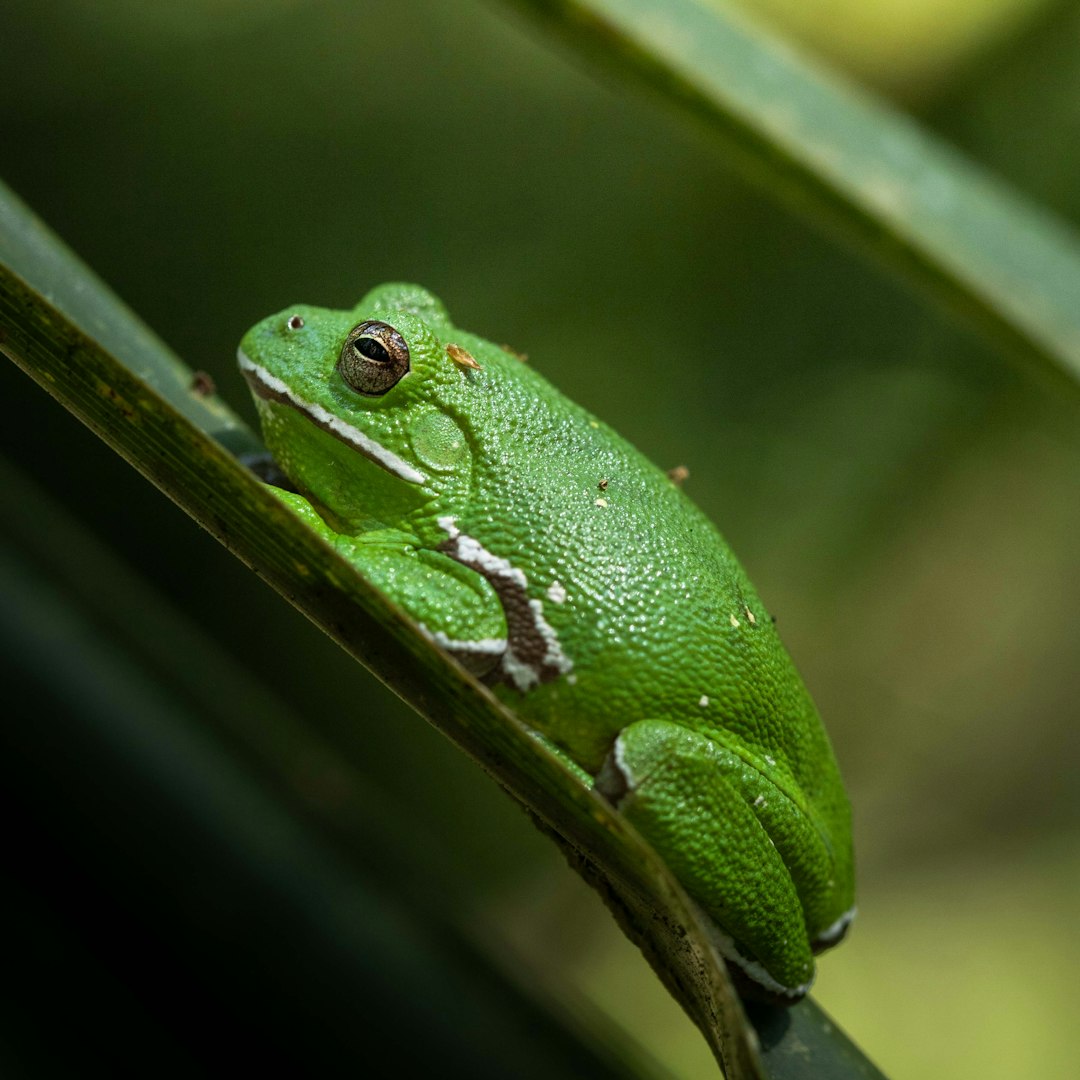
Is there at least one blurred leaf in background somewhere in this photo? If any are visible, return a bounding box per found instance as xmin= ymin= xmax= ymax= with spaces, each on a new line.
xmin=2 ymin=1 xmax=1079 ymax=1076
xmin=726 ymin=0 xmax=1056 ymax=95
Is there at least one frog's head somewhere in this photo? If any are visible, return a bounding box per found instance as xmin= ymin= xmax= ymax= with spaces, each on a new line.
xmin=239 ymin=284 xmax=481 ymax=531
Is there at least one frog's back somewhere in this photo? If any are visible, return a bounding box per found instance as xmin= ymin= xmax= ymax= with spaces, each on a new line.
xmin=451 ymin=331 xmax=847 ymax=820
xmin=468 ymin=356 xmax=854 ymax=928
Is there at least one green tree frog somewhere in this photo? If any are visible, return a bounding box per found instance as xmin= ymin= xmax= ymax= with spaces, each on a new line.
xmin=238 ymin=284 xmax=854 ymax=1001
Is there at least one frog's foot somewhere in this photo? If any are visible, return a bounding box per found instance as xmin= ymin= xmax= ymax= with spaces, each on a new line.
xmin=811 ymin=904 xmax=857 ymax=954
xmin=595 ymin=720 xmax=825 ymax=1001
xmin=524 ymin=730 xmax=595 ymax=787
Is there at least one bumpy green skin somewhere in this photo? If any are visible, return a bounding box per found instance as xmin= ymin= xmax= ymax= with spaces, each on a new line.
xmin=238 ymin=284 xmax=854 ymax=1000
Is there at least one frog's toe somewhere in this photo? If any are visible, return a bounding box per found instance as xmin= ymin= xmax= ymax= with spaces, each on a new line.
xmin=811 ymin=905 xmax=856 ymax=954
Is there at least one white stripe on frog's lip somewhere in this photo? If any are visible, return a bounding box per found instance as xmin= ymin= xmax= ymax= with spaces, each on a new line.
xmin=237 ymin=348 xmax=427 ymax=486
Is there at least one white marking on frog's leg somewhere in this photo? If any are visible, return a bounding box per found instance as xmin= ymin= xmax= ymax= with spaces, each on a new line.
xmin=501 ymin=649 xmax=542 ymax=692
xmin=612 ymin=734 xmax=635 ymax=790
xmin=689 ymin=899 xmax=814 ymax=1001
xmin=238 ymin=350 xmax=427 ymax=485
xmin=417 ymin=625 xmax=506 ymax=677
xmin=436 ymin=517 xmax=573 ymax=692
xmin=547 ymin=581 xmax=567 ymax=605
xmin=419 ymin=627 xmax=506 ymax=655
xmin=594 ymin=733 xmax=635 ymax=806
xmin=813 ymin=906 xmax=857 ymax=950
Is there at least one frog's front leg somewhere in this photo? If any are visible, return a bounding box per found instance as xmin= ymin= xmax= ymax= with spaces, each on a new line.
xmin=595 ymin=719 xmax=822 ymax=1000
xmin=273 ymin=490 xmax=507 ymax=676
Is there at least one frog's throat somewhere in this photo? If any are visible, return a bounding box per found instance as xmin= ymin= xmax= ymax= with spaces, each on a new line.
xmin=237 ymin=349 xmax=427 ymax=486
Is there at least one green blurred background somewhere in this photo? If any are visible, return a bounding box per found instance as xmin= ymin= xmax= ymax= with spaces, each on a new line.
xmin=3 ymin=1 xmax=1079 ymax=1076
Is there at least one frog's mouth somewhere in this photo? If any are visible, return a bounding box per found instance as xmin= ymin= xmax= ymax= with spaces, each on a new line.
xmin=238 ymin=349 xmax=426 ymax=486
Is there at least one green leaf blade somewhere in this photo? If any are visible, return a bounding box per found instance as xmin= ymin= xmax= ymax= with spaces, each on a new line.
xmin=507 ymin=0 xmax=1080 ymax=399
xmin=0 ymin=181 xmax=257 ymax=449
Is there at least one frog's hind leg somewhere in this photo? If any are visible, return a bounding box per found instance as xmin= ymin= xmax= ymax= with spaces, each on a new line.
xmin=595 ymin=719 xmax=817 ymax=1001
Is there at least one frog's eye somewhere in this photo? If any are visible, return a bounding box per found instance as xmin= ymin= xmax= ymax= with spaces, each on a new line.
xmin=338 ymin=320 xmax=411 ymax=396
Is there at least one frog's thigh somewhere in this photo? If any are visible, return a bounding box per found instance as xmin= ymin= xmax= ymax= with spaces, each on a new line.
xmin=357 ymin=544 xmax=508 ymax=676
xmin=271 ymin=491 xmax=507 ymax=675
xmin=596 ymin=720 xmax=814 ymax=999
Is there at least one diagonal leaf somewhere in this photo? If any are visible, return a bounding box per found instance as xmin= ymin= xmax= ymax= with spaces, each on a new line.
xmin=503 ymin=0 xmax=1080 ymax=401
xmin=0 ymin=176 xmax=256 ymax=453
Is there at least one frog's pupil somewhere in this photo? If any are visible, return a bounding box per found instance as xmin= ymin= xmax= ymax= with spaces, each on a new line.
xmin=356 ymin=337 xmax=390 ymax=364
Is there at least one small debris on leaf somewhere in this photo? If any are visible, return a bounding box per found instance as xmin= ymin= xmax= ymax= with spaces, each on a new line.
xmin=190 ymin=370 xmax=216 ymax=397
